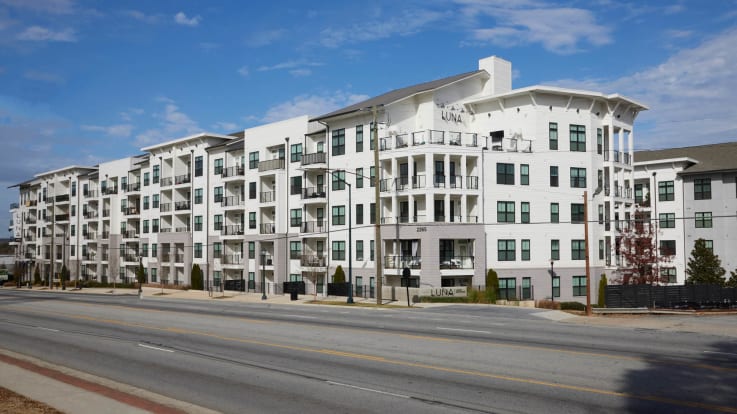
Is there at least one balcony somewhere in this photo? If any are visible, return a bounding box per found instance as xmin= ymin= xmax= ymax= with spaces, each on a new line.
xmin=222 ymin=166 xmax=245 ymax=178
xmin=101 ymin=232 xmax=110 ymax=239
xmin=84 ymin=232 xmax=96 ymax=240
xmin=260 ymin=223 xmax=275 ymax=234
xmin=439 ymin=256 xmax=475 ymax=269
xmin=25 ymin=216 xmax=37 ymax=224
xmin=221 ymin=196 xmax=244 ymax=207
xmin=174 ymin=174 xmax=191 ymax=185
xmin=102 ymin=209 xmax=110 ymax=218
xmin=84 ymin=190 xmax=98 ymax=198
xmin=384 ymin=255 xmax=421 ymax=269
xmin=174 ymin=227 xmax=190 ymax=233
xmin=258 ymin=159 xmax=285 ymax=172
xmin=260 ymin=191 xmax=276 ymax=203
xmin=25 ymin=200 xmax=38 ymax=207
xmin=449 ymin=175 xmax=462 ymax=189
xmin=301 ymin=152 xmax=326 ymax=166
xmin=55 ymin=194 xmax=69 ymax=203
xmin=160 ymin=203 xmax=171 ymax=213
xmin=126 ymin=182 xmax=141 ymax=192
xmin=301 ymin=187 xmax=326 ymax=200
xmin=124 ymin=206 xmax=139 ymax=215
xmin=221 ymin=254 xmax=244 ymax=265
xmin=300 ymin=220 xmax=326 ymax=234
xmin=124 ymin=230 xmax=139 ymax=239
xmin=300 ymin=255 xmax=326 ymax=268
xmin=466 ymin=176 xmax=479 ymax=190
xmin=160 ymin=177 xmax=173 ymax=187
xmin=174 ymin=201 xmax=191 ymax=211
xmin=102 ymin=187 xmax=118 ymax=195
xmin=54 ymin=214 xmax=69 ymax=222
xmin=10 ymin=202 xmax=19 ymax=209
xmin=83 ymin=210 xmax=98 ymax=219
xmin=222 ymin=224 xmax=244 ymax=236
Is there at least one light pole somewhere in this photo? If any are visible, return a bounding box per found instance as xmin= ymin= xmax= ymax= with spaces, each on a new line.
xmin=549 ymin=259 xmax=555 ymax=303
xmin=332 ymin=172 xmax=354 ymax=304
xmin=261 ymin=250 xmax=267 ymax=300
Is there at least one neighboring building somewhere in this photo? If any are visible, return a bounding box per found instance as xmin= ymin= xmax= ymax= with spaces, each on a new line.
xmin=9 ymin=55 xmax=649 ymax=302
xmin=634 ymin=142 xmax=737 ymax=284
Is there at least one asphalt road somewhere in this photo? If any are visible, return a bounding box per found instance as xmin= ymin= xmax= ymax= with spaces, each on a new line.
xmin=1 ymin=290 xmax=736 ymax=413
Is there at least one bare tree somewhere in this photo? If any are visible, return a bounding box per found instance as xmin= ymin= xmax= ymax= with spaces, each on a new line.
xmin=616 ymin=210 xmax=672 ymax=285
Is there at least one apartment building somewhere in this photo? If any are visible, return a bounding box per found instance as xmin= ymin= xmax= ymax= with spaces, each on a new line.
xmin=10 ymin=55 xmax=648 ymax=302
xmin=634 ymin=142 xmax=737 ymax=284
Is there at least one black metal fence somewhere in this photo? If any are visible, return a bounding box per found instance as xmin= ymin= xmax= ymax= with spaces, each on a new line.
xmin=283 ymin=281 xmax=306 ymax=295
xmin=605 ymin=284 xmax=737 ymax=309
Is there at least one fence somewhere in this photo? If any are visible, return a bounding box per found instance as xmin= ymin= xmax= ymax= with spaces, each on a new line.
xmin=605 ymin=284 xmax=737 ymax=308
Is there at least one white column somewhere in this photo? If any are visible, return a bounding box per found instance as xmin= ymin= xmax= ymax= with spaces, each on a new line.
xmin=426 ymin=152 xmax=434 ymax=222
xmin=444 ymin=154 xmax=451 ymax=222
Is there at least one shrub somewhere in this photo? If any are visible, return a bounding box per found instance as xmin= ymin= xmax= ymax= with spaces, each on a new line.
xmin=468 ymin=288 xmax=482 ymax=303
xmin=485 ymin=269 xmax=498 ymax=303
xmin=190 ymin=264 xmax=203 ymax=290
xmin=419 ymin=296 xmax=469 ymax=303
xmin=536 ymin=299 xmax=560 ymax=310
xmin=33 ymin=266 xmax=41 ymax=285
xmin=598 ymin=273 xmax=607 ymax=307
xmin=85 ymin=280 xmax=137 ymax=289
xmin=333 ymin=265 xmax=345 ymax=283
xmin=560 ymin=301 xmax=586 ymax=311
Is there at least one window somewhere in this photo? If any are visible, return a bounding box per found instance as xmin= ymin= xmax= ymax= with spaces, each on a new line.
xmin=498 ymin=239 xmax=516 ymax=261
xmin=332 ymin=241 xmax=346 ymax=260
xmin=194 ymin=243 xmax=202 ymax=258
xmin=573 ymin=276 xmax=586 ymax=296
xmin=332 ymin=205 xmax=345 ymax=225
xmin=694 ymin=178 xmax=711 ymax=200
xmin=214 ymin=214 xmax=223 ymax=231
xmin=249 ymin=212 xmax=256 ymax=229
xmin=150 ymin=268 xmax=157 ymax=283
xmin=290 ymin=176 xmax=302 ymax=195
xmin=549 ymin=122 xmax=558 ymax=150
xmin=290 ymin=241 xmax=301 ymax=259
xmin=290 ymin=209 xmax=302 ymax=227
xmin=249 ymin=182 xmax=256 ymax=199
xmin=71 ymin=181 xmax=76 ymax=196
xmin=570 ymin=167 xmax=586 ymax=188
xmin=214 ymin=159 xmax=223 ymax=175
xmin=598 ymin=205 xmax=604 ymax=224
xmin=152 ymin=165 xmax=160 ymax=184
xmin=550 ymin=203 xmax=559 ymax=223
xmin=143 ymin=196 xmax=149 ymax=210
xmin=522 ymin=277 xmax=532 ymax=300
xmin=194 ymin=215 xmax=202 ymax=231
xmin=195 ymin=156 xmax=203 ymax=177
xmin=660 ymin=240 xmax=676 ymax=256
xmin=214 ymin=186 xmax=223 ymax=203
xmin=704 ymin=240 xmax=715 ymax=253
xmin=498 ymin=278 xmax=517 ymax=300
xmin=356 ymin=240 xmax=364 ymax=261
xmin=571 ymin=203 xmax=584 ymax=223
xmin=144 ymin=172 xmax=150 ymax=186
xmin=569 ymin=124 xmax=586 ymax=152
xmin=194 ymin=188 xmax=203 ymax=204
xmin=70 ymin=224 xmax=76 ymax=236
xmin=497 ymin=163 xmax=515 ymax=185
xmin=356 ymin=125 xmax=364 ymax=152
xmin=151 ymin=243 xmax=157 ymax=257
xmin=152 ymin=219 xmax=159 ymax=233
xmin=249 ymin=151 xmax=259 ymax=169
xmin=356 ymin=168 xmax=363 ymax=188
xmin=635 ymin=184 xmax=644 ymax=205
xmin=662 ymin=267 xmax=677 ymax=284
xmin=597 ymin=128 xmax=603 ymax=155
xmin=520 ymin=164 xmax=529 ymax=185
xmin=658 ymin=181 xmax=674 ymax=201
xmin=369 ymin=203 xmax=375 ymax=224
xmin=71 ymin=205 xmax=76 ymax=217
xmin=521 ymin=202 xmax=530 ymax=224
xmin=143 ymin=220 xmax=149 ymax=233
xmin=290 ymin=143 xmax=302 ymax=162
xmin=695 ymin=212 xmax=712 ymax=228
xmin=659 ymin=213 xmax=675 ymax=228
xmin=152 ymin=194 xmax=159 ymax=209
xmin=370 ymin=166 xmax=376 ymax=187
xmin=332 ymin=170 xmax=346 ymax=190
xmin=248 ymin=242 xmax=255 ymax=259
xmin=599 ymin=240 xmax=605 ymax=260
xmin=550 ymin=166 xmax=559 ymax=187
xmin=142 ymin=244 xmax=148 ymax=257
xmin=332 ymin=128 xmax=345 ymax=156
xmin=497 ymin=201 xmax=515 ymax=223
xmin=370 ymin=122 xmax=375 ymax=150
xmin=572 ymin=240 xmax=586 ymax=260
xmin=356 ymin=204 xmax=364 ymax=225
xmin=370 ymin=240 xmax=375 ymax=261
xmin=551 ymin=239 xmax=560 ymax=260
xmin=213 ymin=242 xmax=222 ymax=259
xmin=521 ymin=239 xmax=530 ymax=261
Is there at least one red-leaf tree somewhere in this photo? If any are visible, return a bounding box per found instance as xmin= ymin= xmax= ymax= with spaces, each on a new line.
xmin=616 ymin=210 xmax=673 ymax=285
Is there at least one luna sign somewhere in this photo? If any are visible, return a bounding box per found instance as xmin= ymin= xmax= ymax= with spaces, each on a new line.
xmin=441 ymin=110 xmax=463 ymax=124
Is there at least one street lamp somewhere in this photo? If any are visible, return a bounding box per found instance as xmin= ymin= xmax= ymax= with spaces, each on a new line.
xmin=261 ymin=250 xmax=267 ymax=300
xmin=334 ymin=172 xmax=353 ymax=304
xmin=549 ymin=259 xmax=556 ymax=303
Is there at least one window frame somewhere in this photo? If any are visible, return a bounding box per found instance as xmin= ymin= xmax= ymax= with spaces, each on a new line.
xmin=497 ymin=201 xmax=515 ymax=223
xmin=496 ymin=163 xmax=515 ymax=185
xmin=569 ymin=124 xmax=586 ymax=152
xmin=497 ymin=239 xmax=516 ymax=261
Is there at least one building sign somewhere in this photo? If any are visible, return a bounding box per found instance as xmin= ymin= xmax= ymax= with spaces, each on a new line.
xmin=436 ymin=102 xmax=465 ymax=124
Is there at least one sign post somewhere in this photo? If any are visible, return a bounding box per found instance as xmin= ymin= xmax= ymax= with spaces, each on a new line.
xmin=402 ymin=267 xmax=411 ymax=307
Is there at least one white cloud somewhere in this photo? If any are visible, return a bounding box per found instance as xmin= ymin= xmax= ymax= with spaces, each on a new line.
xmin=257 ymin=60 xmax=323 ymax=72
xmin=136 ymin=100 xmax=201 ymax=147
xmin=245 ymin=29 xmax=286 ymax=47
xmin=289 ymin=69 xmax=311 ymax=77
xmin=261 ymin=92 xmax=369 ymax=123
xmin=23 ymin=70 xmax=65 ymax=84
xmin=237 ymin=66 xmax=249 ymax=77
xmin=549 ymin=28 xmax=737 ymax=149
xmin=122 ymin=10 xmax=161 ymax=24
xmin=212 ymin=121 xmax=238 ymax=132
xmin=17 ymin=25 xmax=77 ymax=42
xmin=81 ymin=124 xmax=133 ymax=138
xmin=319 ymin=9 xmax=446 ymax=47
xmin=174 ymin=11 xmax=201 ymax=27
xmin=119 ymin=108 xmax=144 ymax=122
xmin=0 ymin=0 xmax=75 ymax=14
xmin=456 ymin=0 xmax=611 ymax=54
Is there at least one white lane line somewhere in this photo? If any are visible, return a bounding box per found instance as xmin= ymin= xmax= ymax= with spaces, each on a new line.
xmin=436 ymin=327 xmax=492 ymax=334
xmin=327 ymin=381 xmax=409 ymax=398
xmin=138 ymin=344 xmax=174 ymax=353
xmin=282 ymin=314 xmax=317 ymax=319
xmin=36 ymin=327 xmax=60 ymax=332
xmin=703 ymin=351 xmax=737 ymax=357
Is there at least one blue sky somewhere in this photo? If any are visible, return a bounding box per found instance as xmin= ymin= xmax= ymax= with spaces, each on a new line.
xmin=2 ymin=0 xmax=737 ymax=237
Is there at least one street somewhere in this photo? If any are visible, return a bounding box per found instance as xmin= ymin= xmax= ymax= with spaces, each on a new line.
xmin=1 ymin=289 xmax=736 ymax=413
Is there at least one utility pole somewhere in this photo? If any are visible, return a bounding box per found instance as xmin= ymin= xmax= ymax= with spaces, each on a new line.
xmin=584 ymin=191 xmax=592 ymax=316
xmin=372 ymin=106 xmax=383 ymax=305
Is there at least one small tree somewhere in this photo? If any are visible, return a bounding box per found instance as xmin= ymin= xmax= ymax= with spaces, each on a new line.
xmin=190 ymin=263 xmax=203 ymax=290
xmin=598 ymin=274 xmax=607 ymax=307
xmin=485 ymin=268 xmax=498 ymax=303
xmin=726 ymin=269 xmax=737 ymax=288
xmin=136 ymin=258 xmax=146 ymax=292
xmin=617 ymin=210 xmax=672 ymax=284
xmin=686 ymin=238 xmax=726 ymax=285
xmin=61 ymin=265 xmax=69 ymax=289
xmin=333 ymin=265 xmax=346 ymax=283
xmin=34 ymin=265 xmax=41 ymax=285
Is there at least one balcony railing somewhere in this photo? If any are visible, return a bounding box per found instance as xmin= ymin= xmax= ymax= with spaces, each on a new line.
xmin=221 ymin=255 xmax=244 ymax=265
xmin=222 ymin=166 xmax=245 ymax=177
xmin=221 ymin=196 xmax=244 ymax=207
xmin=55 ymin=194 xmax=69 ymax=203
xmin=260 ymin=191 xmax=276 ymax=203
xmin=222 ymin=224 xmax=244 ymax=236
xmin=124 ymin=230 xmax=138 ymax=238
xmin=175 ymin=227 xmax=190 ymax=233
xmin=126 ymin=182 xmax=141 ymax=192
xmin=300 ymin=254 xmax=326 ymax=267
xmin=101 ymin=232 xmax=110 ymax=239
xmin=125 ymin=206 xmax=139 ymax=215
xmin=260 ymin=223 xmax=275 ymax=234
xmin=466 ymin=176 xmax=479 ymax=190
xmin=258 ymin=159 xmax=285 ymax=172
xmin=384 ymin=255 xmax=421 ymax=269
xmin=25 ymin=216 xmax=37 ymax=224
xmin=102 ymin=187 xmax=118 ymax=195
xmin=10 ymin=202 xmax=19 ymax=209
xmin=449 ymin=175 xmax=462 ymax=189
xmin=84 ymin=190 xmax=98 ymax=198
xmin=160 ymin=177 xmax=173 ymax=187
xmin=439 ymin=256 xmax=475 ymax=269
xmin=301 ymin=152 xmax=326 ymax=166
xmin=160 ymin=203 xmax=171 ymax=212
xmin=83 ymin=210 xmax=98 ymax=219
xmin=174 ymin=174 xmax=191 ymax=185
xmin=84 ymin=232 xmax=96 ymax=240
xmin=300 ymin=220 xmax=326 ymax=233
xmin=55 ymin=214 xmax=69 ymax=222
xmin=174 ymin=201 xmax=191 ymax=211
xmin=301 ymin=187 xmax=326 ymax=199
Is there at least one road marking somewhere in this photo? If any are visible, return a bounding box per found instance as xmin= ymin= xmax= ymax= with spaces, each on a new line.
xmin=138 ymin=344 xmax=174 ymax=353
xmin=436 ymin=327 xmax=492 ymax=334
xmin=326 ymin=381 xmax=409 ymax=399
xmin=704 ymin=351 xmax=737 ymax=357
xmin=36 ymin=327 xmax=60 ymax=332
xmin=281 ymin=314 xmax=317 ymax=319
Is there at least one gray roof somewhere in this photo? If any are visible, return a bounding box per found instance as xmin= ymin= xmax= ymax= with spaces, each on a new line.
xmin=635 ymin=141 xmax=737 ymax=175
xmin=311 ymin=70 xmax=485 ymax=121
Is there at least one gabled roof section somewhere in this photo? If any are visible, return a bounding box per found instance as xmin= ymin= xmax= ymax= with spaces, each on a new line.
xmin=311 ymin=70 xmax=485 ymax=122
xmin=141 ymin=132 xmax=234 ymax=152
xmin=464 ymin=85 xmax=649 ymax=111
xmin=635 ymin=141 xmax=737 ymax=175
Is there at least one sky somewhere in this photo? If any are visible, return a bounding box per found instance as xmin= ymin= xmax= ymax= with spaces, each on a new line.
xmin=1 ymin=0 xmax=737 ymax=237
